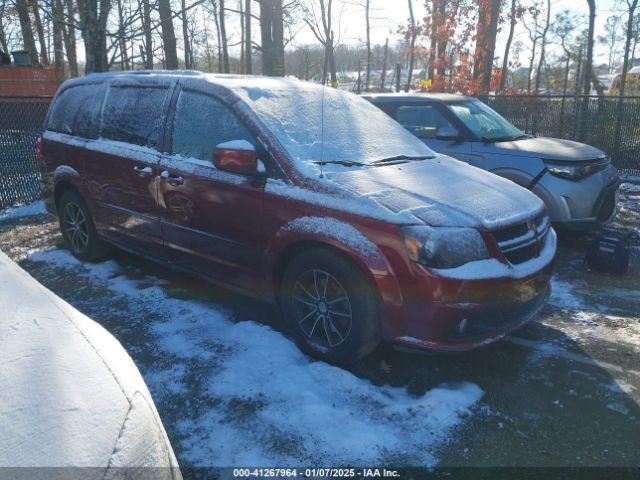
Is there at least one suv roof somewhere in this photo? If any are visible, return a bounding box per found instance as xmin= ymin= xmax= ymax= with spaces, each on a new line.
xmin=361 ymin=92 xmax=474 ymax=103
xmin=73 ymin=70 xmax=307 ymax=91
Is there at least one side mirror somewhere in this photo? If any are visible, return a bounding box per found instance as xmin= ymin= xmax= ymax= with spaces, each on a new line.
xmin=213 ymin=140 xmax=264 ymax=176
xmin=435 ymin=127 xmax=461 ymax=141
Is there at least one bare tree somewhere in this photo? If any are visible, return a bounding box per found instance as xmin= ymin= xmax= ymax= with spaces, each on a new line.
xmin=405 ymin=0 xmax=417 ymax=92
xmin=158 ymin=0 xmax=179 ymax=68
xmin=614 ymin=0 xmax=639 ymax=155
xmin=534 ymin=0 xmax=551 ymax=92
xmin=0 ymin=0 xmax=8 ymax=54
xmin=62 ymin=0 xmax=78 ymax=76
xmin=142 ymin=0 xmax=153 ymax=68
xmin=499 ymin=0 xmax=518 ymax=92
xmin=15 ymin=0 xmax=40 ymax=65
xmin=219 ymin=0 xmax=230 ymax=72
xmin=52 ymin=0 xmax=65 ymax=78
xmin=31 ymin=0 xmax=50 ymax=65
xmin=303 ymin=0 xmax=337 ymax=85
xmin=244 ymin=0 xmax=252 ymax=73
xmin=380 ymin=37 xmax=388 ymax=89
xmin=364 ymin=0 xmax=371 ymax=90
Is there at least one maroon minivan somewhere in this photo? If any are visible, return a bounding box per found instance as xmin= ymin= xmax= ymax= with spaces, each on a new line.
xmin=39 ymin=71 xmax=556 ymax=364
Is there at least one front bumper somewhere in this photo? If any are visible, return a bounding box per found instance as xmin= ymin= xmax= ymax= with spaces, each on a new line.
xmin=392 ymin=260 xmax=554 ymax=352
xmin=534 ymin=165 xmax=620 ymax=230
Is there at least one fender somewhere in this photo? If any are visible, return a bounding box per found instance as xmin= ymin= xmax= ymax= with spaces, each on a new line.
xmin=265 ymin=216 xmax=405 ymax=339
xmin=53 ymin=165 xmax=84 ymax=207
xmin=266 ymin=216 xmax=395 ymax=281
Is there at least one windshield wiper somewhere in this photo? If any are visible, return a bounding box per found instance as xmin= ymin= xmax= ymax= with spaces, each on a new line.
xmin=371 ymin=154 xmax=435 ymax=165
xmin=311 ymin=159 xmax=367 ymax=167
xmin=481 ymin=134 xmax=530 ymax=143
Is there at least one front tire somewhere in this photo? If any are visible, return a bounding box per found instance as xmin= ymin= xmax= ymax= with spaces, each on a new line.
xmin=280 ymin=247 xmax=381 ymax=364
xmin=58 ymin=190 xmax=109 ymax=262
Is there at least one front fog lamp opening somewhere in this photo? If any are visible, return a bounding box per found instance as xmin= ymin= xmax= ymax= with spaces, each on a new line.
xmin=401 ymin=225 xmax=491 ymax=269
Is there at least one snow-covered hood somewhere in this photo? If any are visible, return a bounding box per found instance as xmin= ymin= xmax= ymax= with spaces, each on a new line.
xmin=475 ymin=136 xmax=606 ymax=161
xmin=327 ymin=155 xmax=544 ymax=229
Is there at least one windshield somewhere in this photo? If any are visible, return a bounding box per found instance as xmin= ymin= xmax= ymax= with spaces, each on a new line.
xmin=448 ymin=100 xmax=523 ymax=141
xmin=231 ymin=79 xmax=435 ymax=172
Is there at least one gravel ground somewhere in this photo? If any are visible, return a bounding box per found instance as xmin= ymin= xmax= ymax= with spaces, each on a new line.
xmin=0 ymin=186 xmax=639 ymax=475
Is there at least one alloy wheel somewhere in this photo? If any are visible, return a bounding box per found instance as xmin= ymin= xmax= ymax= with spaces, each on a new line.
xmin=292 ymin=269 xmax=353 ymax=350
xmin=63 ymin=202 xmax=89 ymax=254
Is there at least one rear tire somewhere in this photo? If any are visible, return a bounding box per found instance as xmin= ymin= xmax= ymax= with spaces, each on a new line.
xmin=280 ymin=247 xmax=381 ymax=364
xmin=58 ymin=190 xmax=109 ymax=262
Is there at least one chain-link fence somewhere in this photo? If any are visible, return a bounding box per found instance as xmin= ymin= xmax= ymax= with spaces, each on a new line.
xmin=0 ymin=93 xmax=639 ymax=210
xmin=485 ymin=95 xmax=640 ymax=178
xmin=0 ymin=96 xmax=51 ymax=209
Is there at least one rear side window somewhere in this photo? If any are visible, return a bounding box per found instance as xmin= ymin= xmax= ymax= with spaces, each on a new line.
xmin=172 ymin=90 xmax=256 ymax=161
xmin=395 ymin=105 xmax=453 ymax=139
xmin=47 ymin=84 xmax=105 ymax=139
xmin=101 ymin=85 xmax=169 ymax=148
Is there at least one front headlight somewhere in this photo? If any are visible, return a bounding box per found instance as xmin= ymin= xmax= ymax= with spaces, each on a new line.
xmin=544 ymin=158 xmax=609 ymax=180
xmin=401 ymin=225 xmax=490 ymax=269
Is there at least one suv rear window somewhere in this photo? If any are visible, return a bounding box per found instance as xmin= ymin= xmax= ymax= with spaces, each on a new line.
xmin=47 ymin=83 xmax=105 ymax=139
xmin=101 ymin=85 xmax=169 ymax=148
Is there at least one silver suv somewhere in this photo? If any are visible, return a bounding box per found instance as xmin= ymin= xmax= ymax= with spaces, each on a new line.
xmin=365 ymin=93 xmax=620 ymax=231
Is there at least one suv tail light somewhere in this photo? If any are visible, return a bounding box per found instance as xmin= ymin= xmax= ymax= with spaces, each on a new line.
xmin=36 ymin=136 xmax=43 ymax=165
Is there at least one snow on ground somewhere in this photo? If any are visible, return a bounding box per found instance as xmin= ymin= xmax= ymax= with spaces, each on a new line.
xmin=0 ymin=200 xmax=45 ymax=221
xmin=27 ymin=247 xmax=484 ymax=467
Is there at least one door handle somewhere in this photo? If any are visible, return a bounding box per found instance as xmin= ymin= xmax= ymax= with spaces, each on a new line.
xmin=133 ymin=165 xmax=153 ymax=176
xmin=160 ymin=170 xmax=184 ymax=186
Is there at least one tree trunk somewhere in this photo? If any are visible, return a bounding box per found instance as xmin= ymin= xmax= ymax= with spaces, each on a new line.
xmin=534 ymin=0 xmax=551 ymax=93
xmin=580 ymin=0 xmax=596 ymax=140
xmin=380 ymin=37 xmax=389 ymax=90
xmin=0 ymin=0 xmax=8 ymax=54
xmin=31 ymin=0 xmax=50 ymax=66
xmin=527 ymin=35 xmax=537 ymax=93
xmin=181 ymin=0 xmax=191 ymax=68
xmin=365 ymin=0 xmax=371 ymax=90
xmin=614 ymin=0 xmax=639 ymax=157
xmin=499 ymin=0 xmax=517 ymax=92
xmin=15 ymin=0 xmax=39 ymax=66
xmin=245 ymin=0 xmax=252 ymax=73
xmin=141 ymin=0 xmax=153 ymax=68
xmin=428 ymin=0 xmax=437 ymax=81
xmin=405 ymin=0 xmax=416 ymax=92
xmin=116 ymin=0 xmax=129 ymax=69
xmin=158 ymin=0 xmax=179 ymax=69
xmin=260 ymin=0 xmax=285 ymax=76
xmin=479 ymin=0 xmax=500 ymax=94
xmin=52 ymin=0 xmax=65 ymax=79
xmin=63 ymin=0 xmax=78 ymax=76
xmin=76 ymin=0 xmax=111 ymax=73
xmin=219 ymin=0 xmax=230 ymax=72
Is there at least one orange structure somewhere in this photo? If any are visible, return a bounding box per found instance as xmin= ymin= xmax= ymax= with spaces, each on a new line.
xmin=0 ymin=66 xmax=60 ymax=96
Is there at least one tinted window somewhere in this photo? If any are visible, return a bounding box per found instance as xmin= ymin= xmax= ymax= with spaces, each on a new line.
xmin=395 ymin=105 xmax=453 ymax=139
xmin=47 ymin=84 xmax=105 ymax=139
xmin=172 ymin=90 xmax=256 ymax=161
xmin=101 ymin=85 xmax=169 ymax=148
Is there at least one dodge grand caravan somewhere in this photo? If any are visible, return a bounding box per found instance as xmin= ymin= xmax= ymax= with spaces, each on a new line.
xmin=39 ymin=72 xmax=556 ymax=364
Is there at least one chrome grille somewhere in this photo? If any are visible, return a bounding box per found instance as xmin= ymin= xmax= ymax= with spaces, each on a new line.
xmin=491 ymin=213 xmax=550 ymax=265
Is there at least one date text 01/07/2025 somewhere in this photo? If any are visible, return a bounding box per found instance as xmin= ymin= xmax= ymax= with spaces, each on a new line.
xmin=232 ymin=468 xmax=401 ymax=478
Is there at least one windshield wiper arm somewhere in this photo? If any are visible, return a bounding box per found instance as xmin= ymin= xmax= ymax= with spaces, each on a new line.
xmin=481 ymin=134 xmax=530 ymax=143
xmin=371 ymin=154 xmax=435 ymax=165
xmin=311 ymin=159 xmax=367 ymax=167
